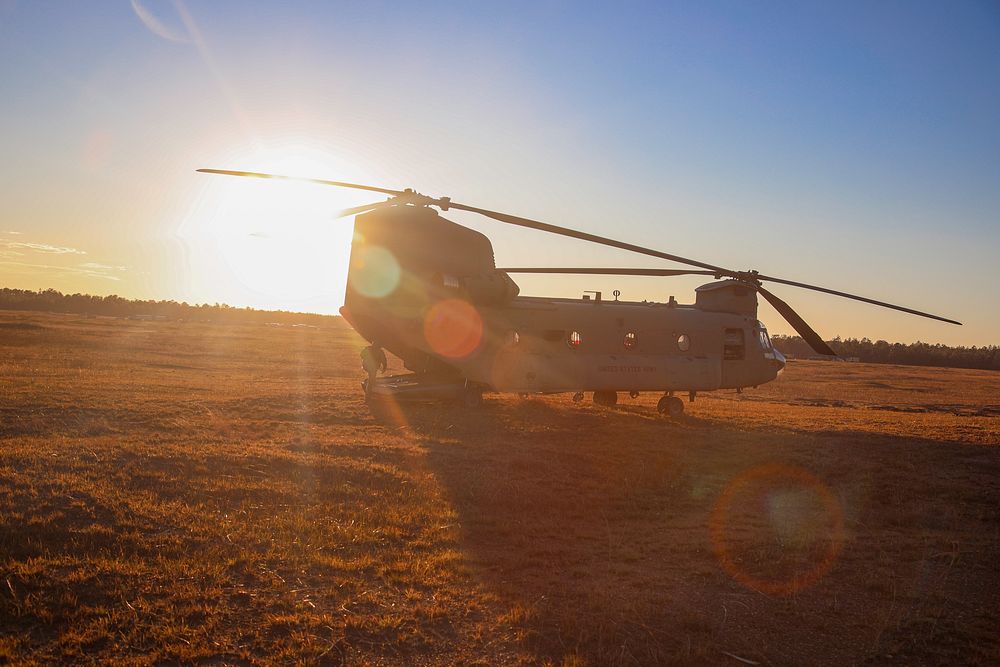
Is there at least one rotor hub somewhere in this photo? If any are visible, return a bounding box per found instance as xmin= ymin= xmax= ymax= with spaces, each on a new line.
xmin=730 ymin=269 xmax=761 ymax=286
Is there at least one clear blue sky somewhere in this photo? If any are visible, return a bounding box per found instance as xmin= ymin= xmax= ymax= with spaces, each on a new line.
xmin=1 ymin=1 xmax=998 ymax=344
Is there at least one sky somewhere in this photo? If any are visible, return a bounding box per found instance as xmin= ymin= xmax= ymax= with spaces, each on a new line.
xmin=1 ymin=1 xmax=998 ymax=345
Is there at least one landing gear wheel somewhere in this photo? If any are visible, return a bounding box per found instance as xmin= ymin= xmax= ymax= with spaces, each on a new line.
xmin=657 ymin=395 xmax=684 ymax=417
xmin=593 ymin=391 xmax=618 ymax=407
xmin=461 ymin=387 xmax=483 ymax=408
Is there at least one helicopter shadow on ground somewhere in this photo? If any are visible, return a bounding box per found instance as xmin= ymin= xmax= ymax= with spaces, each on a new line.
xmin=367 ymin=394 xmax=716 ymax=440
xmin=367 ymin=396 xmax=765 ymax=659
xmin=374 ymin=395 xmax=1000 ymax=665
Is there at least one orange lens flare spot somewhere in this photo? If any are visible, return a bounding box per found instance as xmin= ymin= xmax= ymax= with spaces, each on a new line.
xmin=350 ymin=245 xmax=400 ymax=298
xmin=423 ymin=299 xmax=484 ymax=359
xmin=710 ymin=463 xmax=845 ymax=596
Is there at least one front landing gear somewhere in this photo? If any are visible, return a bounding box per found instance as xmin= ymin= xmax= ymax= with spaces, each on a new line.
xmin=657 ymin=395 xmax=684 ymax=418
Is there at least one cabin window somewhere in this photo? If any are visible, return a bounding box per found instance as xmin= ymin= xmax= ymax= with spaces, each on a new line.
xmin=506 ymin=330 xmax=520 ymax=346
xmin=623 ymin=331 xmax=637 ymax=349
xmin=567 ymin=331 xmax=582 ymax=348
xmin=724 ymin=328 xmax=745 ymax=360
xmin=441 ymin=274 xmax=461 ymax=289
xmin=677 ymin=333 xmax=690 ymax=352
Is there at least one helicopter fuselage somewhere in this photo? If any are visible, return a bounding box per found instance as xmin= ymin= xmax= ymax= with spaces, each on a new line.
xmin=477 ymin=295 xmax=785 ymax=393
xmin=196 ymin=167 xmax=960 ymax=407
xmin=344 ymin=292 xmax=783 ymax=394
xmin=340 ymin=205 xmax=785 ymax=396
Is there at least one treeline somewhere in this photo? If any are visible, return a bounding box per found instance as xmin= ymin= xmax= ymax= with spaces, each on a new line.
xmin=4 ymin=288 xmax=996 ymax=370
xmin=0 ymin=288 xmax=336 ymax=326
xmin=772 ymin=335 xmax=1000 ymax=371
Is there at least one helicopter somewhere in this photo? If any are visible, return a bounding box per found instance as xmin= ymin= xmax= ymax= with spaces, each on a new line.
xmin=197 ymin=168 xmax=961 ymax=417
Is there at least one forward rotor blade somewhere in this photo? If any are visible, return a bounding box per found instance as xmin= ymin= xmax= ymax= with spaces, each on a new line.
xmin=197 ymin=169 xmax=406 ymax=197
xmin=447 ymin=201 xmax=730 ymax=274
xmin=199 ymin=168 xmax=731 ymax=273
xmin=499 ymin=267 xmax=716 ymax=277
xmin=756 ymin=285 xmax=837 ymax=356
xmin=338 ymin=200 xmax=394 ymax=218
xmin=337 ymin=190 xmax=443 ymax=218
xmin=758 ymin=273 xmax=961 ymax=325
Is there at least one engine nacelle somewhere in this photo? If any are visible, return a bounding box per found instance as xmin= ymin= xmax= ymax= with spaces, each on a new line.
xmin=462 ymin=270 xmax=520 ymax=305
xmin=694 ymin=280 xmax=757 ymax=316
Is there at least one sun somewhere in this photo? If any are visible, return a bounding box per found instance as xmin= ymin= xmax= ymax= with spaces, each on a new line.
xmin=177 ymin=142 xmax=380 ymax=313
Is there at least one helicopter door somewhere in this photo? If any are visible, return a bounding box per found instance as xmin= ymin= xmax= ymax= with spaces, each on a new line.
xmin=723 ymin=329 xmax=745 ymax=361
xmin=721 ymin=327 xmax=748 ymax=387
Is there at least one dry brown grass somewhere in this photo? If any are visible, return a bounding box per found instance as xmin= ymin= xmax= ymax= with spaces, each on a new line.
xmin=1 ymin=311 xmax=998 ymax=665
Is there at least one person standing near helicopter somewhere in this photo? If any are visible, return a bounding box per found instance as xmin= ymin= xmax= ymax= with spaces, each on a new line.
xmin=360 ymin=343 xmax=387 ymax=397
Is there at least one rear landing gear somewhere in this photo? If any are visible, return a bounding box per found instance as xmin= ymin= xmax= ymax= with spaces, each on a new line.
xmin=657 ymin=395 xmax=684 ymax=418
xmin=593 ymin=391 xmax=618 ymax=407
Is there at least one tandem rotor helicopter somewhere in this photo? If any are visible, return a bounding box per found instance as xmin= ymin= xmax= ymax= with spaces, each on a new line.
xmin=198 ymin=168 xmax=961 ymax=417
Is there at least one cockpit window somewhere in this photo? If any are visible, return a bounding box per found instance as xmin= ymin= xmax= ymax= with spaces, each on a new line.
xmin=758 ymin=330 xmax=771 ymax=349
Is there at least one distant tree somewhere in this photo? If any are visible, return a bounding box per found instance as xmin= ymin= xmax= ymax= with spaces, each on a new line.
xmin=771 ymin=334 xmax=999 ymax=371
xmin=0 ymin=287 xmax=336 ymax=327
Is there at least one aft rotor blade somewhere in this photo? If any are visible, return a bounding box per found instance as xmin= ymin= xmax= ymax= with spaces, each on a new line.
xmin=499 ymin=267 xmax=716 ymax=277
xmin=756 ymin=285 xmax=837 ymax=356
xmin=197 ymin=169 xmax=406 ymax=197
xmin=758 ymin=273 xmax=961 ymax=325
xmin=446 ymin=201 xmax=730 ymax=274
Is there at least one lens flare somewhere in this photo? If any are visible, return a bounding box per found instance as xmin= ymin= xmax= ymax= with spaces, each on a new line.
xmin=368 ymin=392 xmax=412 ymax=431
xmin=710 ymin=463 xmax=844 ymax=596
xmin=423 ymin=299 xmax=484 ymax=359
xmin=350 ymin=245 xmax=401 ymax=298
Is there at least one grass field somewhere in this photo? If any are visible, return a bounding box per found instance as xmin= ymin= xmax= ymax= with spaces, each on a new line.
xmin=1 ymin=311 xmax=998 ymax=665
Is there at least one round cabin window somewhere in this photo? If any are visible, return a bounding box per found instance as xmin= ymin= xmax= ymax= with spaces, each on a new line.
xmin=567 ymin=331 xmax=582 ymax=348
xmin=677 ymin=333 xmax=690 ymax=352
xmin=623 ymin=331 xmax=637 ymax=349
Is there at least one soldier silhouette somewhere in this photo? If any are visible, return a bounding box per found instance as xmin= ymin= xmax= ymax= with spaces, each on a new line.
xmin=360 ymin=343 xmax=387 ymax=397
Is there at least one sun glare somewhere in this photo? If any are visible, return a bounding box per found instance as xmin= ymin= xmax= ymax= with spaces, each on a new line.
xmin=177 ymin=143 xmax=378 ymax=313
